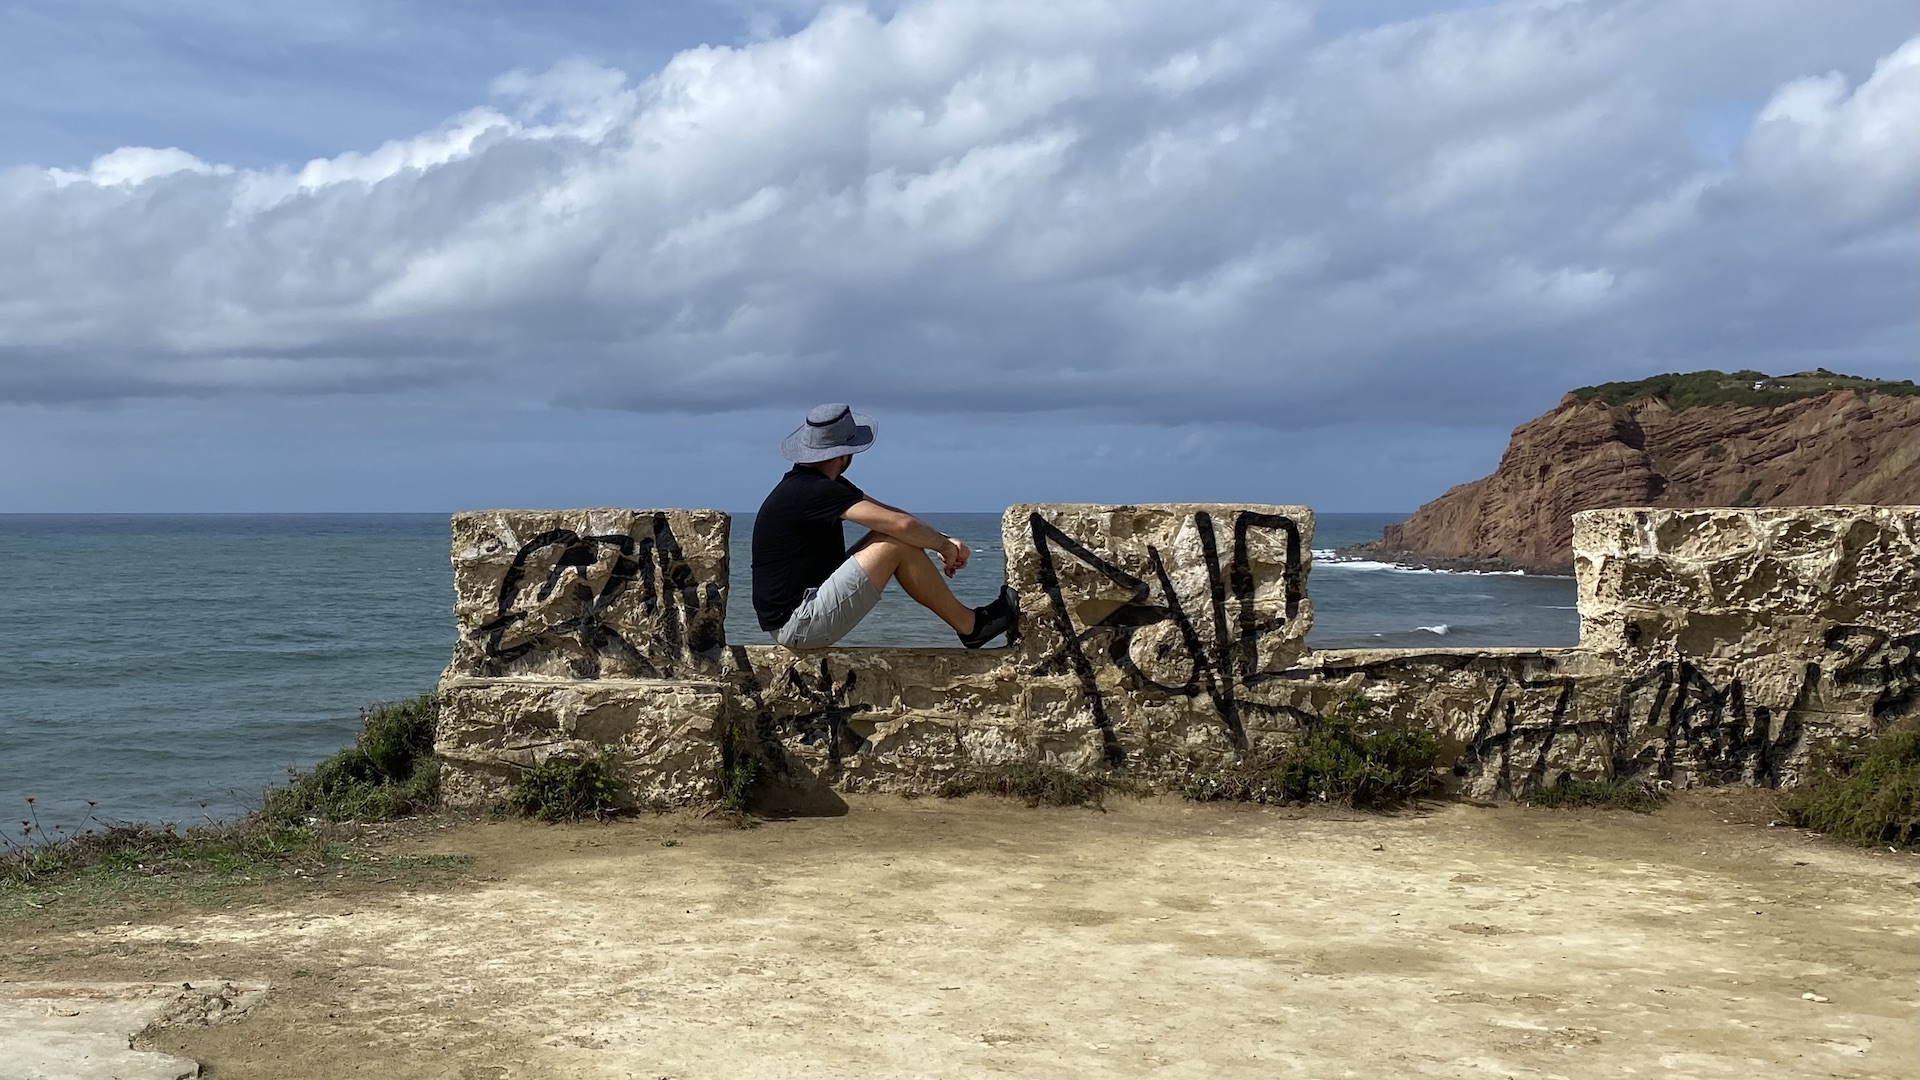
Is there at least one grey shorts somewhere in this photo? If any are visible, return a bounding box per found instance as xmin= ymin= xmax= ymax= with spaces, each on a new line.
xmin=773 ymin=556 xmax=882 ymax=650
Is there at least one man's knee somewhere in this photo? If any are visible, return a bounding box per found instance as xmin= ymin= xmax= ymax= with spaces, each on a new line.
xmin=864 ymin=530 xmax=936 ymax=576
xmin=852 ymin=535 xmax=916 ymax=583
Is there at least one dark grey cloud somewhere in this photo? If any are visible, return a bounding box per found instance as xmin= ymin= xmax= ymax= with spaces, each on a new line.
xmin=0 ymin=0 xmax=1914 ymax=432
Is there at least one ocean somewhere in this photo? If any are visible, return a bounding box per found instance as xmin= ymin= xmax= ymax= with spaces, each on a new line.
xmin=0 ymin=512 xmax=1576 ymax=829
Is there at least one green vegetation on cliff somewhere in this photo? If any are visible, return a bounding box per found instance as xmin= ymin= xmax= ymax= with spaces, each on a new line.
xmin=1569 ymin=369 xmax=1920 ymax=411
xmin=261 ymin=693 xmax=441 ymax=825
xmin=1 ymin=695 xmax=459 ymax=918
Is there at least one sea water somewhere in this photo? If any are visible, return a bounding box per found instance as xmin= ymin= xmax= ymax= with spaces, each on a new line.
xmin=0 ymin=513 xmax=1575 ymax=828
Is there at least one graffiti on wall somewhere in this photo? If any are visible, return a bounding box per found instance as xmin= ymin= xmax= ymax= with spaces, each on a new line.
xmin=1824 ymin=625 xmax=1920 ymax=720
xmin=1027 ymin=510 xmax=1306 ymax=766
xmin=1449 ymin=625 xmax=1919 ymax=796
xmin=472 ymin=513 xmax=725 ymax=678
xmin=1450 ymin=671 xmax=1583 ymax=799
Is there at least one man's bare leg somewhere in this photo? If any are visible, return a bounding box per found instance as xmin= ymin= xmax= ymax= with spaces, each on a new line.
xmin=852 ymin=534 xmax=977 ymax=635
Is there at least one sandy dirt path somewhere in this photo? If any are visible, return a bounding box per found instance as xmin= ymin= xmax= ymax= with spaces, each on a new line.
xmin=5 ymin=794 xmax=1916 ymax=1079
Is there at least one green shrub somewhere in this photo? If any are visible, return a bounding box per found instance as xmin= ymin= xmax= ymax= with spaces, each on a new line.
xmin=1525 ymin=776 xmax=1666 ymax=812
xmin=1568 ymin=369 xmax=1920 ymax=411
xmin=937 ymin=761 xmax=1133 ymax=809
xmin=506 ymin=754 xmax=623 ymax=823
xmin=261 ymin=694 xmax=441 ymax=825
xmin=1182 ymin=694 xmax=1438 ymax=810
xmin=717 ymin=724 xmax=764 ymax=813
xmin=359 ymin=694 xmax=439 ymax=781
xmin=1782 ymin=720 xmax=1920 ymax=849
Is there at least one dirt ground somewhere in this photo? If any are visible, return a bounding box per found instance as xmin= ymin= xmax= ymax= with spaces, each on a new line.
xmin=4 ymin=793 xmax=1916 ymax=1079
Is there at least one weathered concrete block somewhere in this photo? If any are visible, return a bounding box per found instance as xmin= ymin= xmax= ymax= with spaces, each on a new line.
xmin=437 ymin=676 xmax=733 ymax=808
xmin=1571 ymin=507 xmax=1919 ymax=783
xmin=1002 ymin=503 xmax=1315 ymax=755
xmin=448 ymin=509 xmax=729 ymax=680
xmin=1574 ymin=506 xmax=1920 ymax=663
xmin=727 ymin=646 xmax=1017 ymax=793
xmin=430 ymin=502 xmax=1916 ymax=808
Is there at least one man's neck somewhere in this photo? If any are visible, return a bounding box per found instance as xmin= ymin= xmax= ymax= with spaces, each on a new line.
xmin=804 ymin=460 xmax=846 ymax=480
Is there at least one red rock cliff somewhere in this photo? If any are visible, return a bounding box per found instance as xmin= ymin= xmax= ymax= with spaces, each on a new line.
xmin=1365 ymin=388 xmax=1920 ymax=574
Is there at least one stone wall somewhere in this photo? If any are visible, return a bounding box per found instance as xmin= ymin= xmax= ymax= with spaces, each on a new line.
xmin=435 ymin=504 xmax=1919 ymax=809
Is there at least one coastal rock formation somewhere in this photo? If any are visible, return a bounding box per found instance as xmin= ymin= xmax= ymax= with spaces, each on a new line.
xmin=1358 ymin=376 xmax=1920 ymax=574
xmin=435 ymin=503 xmax=1917 ymax=806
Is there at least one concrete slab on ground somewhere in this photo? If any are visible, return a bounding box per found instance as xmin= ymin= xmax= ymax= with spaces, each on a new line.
xmin=0 ymin=980 xmax=264 ymax=1080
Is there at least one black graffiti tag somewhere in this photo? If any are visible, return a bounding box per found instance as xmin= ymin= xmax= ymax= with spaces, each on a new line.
xmin=1824 ymin=625 xmax=1920 ymax=720
xmin=474 ymin=513 xmax=723 ymax=677
xmin=1453 ymin=674 xmax=1581 ymax=798
xmin=782 ymin=659 xmax=874 ymax=769
xmin=1028 ymin=509 xmax=1307 ymax=765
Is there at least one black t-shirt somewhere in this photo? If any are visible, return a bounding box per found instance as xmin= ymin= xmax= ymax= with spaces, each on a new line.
xmin=751 ymin=465 xmax=867 ymax=631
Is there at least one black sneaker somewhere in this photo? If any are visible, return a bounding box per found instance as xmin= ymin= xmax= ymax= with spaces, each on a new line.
xmin=959 ymin=586 xmax=1018 ymax=649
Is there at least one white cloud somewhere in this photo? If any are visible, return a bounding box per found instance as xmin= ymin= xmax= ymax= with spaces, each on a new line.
xmin=47 ymin=146 xmax=232 ymax=187
xmin=0 ymin=0 xmax=1913 ymax=424
xmin=1741 ymin=35 xmax=1920 ymax=228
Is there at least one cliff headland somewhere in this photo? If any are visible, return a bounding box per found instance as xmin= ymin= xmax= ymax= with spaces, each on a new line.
xmin=1347 ymin=370 xmax=1920 ymax=574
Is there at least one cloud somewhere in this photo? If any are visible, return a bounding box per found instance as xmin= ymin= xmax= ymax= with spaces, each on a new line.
xmin=0 ymin=0 xmax=1914 ymax=426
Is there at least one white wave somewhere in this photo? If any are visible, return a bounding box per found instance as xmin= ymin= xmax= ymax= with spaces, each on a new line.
xmin=1316 ymin=557 xmax=1438 ymax=574
xmin=1315 ymin=552 xmax=1527 ymax=576
xmin=1415 ymin=623 xmax=1450 ymax=635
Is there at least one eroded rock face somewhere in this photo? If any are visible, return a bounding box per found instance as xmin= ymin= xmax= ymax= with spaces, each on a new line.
xmin=1362 ymin=390 xmax=1920 ymax=573
xmin=434 ymin=503 xmax=1919 ymax=807
xmin=1575 ymin=507 xmax=1920 ymax=664
xmin=1567 ymin=507 xmax=1920 ymax=787
xmin=437 ymin=677 xmax=732 ymax=807
xmin=448 ymin=509 xmax=729 ymax=680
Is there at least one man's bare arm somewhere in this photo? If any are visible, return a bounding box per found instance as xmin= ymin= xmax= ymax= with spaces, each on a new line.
xmin=843 ymin=499 xmax=969 ymax=575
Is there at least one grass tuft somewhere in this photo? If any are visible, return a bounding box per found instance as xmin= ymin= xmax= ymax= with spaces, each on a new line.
xmin=1781 ymin=720 xmax=1920 ymax=849
xmin=505 ymin=754 xmax=623 ymax=823
xmin=1181 ymin=693 xmax=1438 ymax=810
xmin=260 ymin=694 xmax=441 ymax=826
xmin=717 ymin=724 xmax=765 ymax=814
xmin=937 ymin=761 xmax=1135 ymax=809
xmin=1525 ymin=776 xmax=1667 ymax=813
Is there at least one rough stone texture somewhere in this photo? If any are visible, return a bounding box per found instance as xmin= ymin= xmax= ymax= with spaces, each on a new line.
xmin=1575 ymin=506 xmax=1920 ymax=662
xmin=436 ymin=503 xmax=1919 ymax=808
xmin=1358 ymin=389 xmax=1920 ymax=573
xmin=437 ymin=677 xmax=733 ymax=808
xmin=724 ymin=647 xmax=1014 ymax=795
xmin=1003 ymin=503 xmax=1314 ymax=675
xmin=1565 ymin=506 xmax=1920 ymax=788
xmin=447 ymin=508 xmax=729 ymax=680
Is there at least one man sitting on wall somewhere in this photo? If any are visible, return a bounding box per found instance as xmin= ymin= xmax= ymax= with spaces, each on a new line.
xmin=752 ymin=403 xmax=1017 ymax=651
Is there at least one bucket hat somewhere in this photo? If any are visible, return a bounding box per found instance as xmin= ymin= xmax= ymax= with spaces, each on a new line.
xmin=781 ymin=403 xmax=877 ymax=463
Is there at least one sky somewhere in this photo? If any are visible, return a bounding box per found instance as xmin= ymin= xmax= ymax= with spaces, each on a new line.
xmin=0 ymin=0 xmax=1915 ymax=513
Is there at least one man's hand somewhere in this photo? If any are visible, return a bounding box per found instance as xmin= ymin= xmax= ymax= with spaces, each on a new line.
xmin=941 ymin=538 xmax=970 ymax=577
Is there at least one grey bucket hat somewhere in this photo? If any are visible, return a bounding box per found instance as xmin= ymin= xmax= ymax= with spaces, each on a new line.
xmin=781 ymin=403 xmax=877 ymax=463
